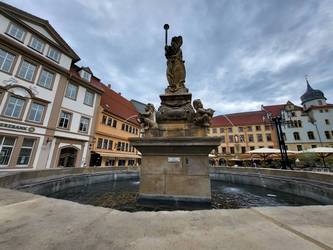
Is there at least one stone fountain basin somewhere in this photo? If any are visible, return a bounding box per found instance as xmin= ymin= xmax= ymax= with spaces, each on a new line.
xmin=0 ymin=167 xmax=332 ymax=205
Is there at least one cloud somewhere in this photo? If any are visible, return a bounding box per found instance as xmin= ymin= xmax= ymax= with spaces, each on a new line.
xmin=4 ymin=0 xmax=333 ymax=115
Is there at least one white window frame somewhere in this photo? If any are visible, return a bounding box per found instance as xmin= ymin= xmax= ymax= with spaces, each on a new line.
xmin=4 ymin=96 xmax=25 ymax=118
xmin=27 ymin=102 xmax=45 ymax=123
xmin=79 ymin=116 xmax=90 ymax=133
xmin=38 ymin=69 xmax=54 ymax=89
xmin=58 ymin=111 xmax=71 ymax=129
xmin=16 ymin=138 xmax=35 ymax=166
xmin=17 ymin=60 xmax=36 ymax=82
xmin=47 ymin=47 xmax=61 ymax=62
xmin=84 ymin=90 xmax=94 ymax=106
xmin=65 ymin=83 xmax=78 ymax=100
xmin=0 ymin=48 xmax=15 ymax=73
xmin=0 ymin=136 xmax=16 ymax=167
xmin=29 ymin=36 xmax=45 ymax=53
xmin=7 ymin=23 xmax=26 ymax=42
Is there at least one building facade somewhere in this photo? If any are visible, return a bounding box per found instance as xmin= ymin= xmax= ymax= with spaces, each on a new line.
xmin=209 ymin=110 xmax=279 ymax=163
xmin=0 ymin=2 xmax=103 ymax=169
xmin=277 ymin=81 xmax=333 ymax=151
xmin=90 ymin=84 xmax=141 ymax=167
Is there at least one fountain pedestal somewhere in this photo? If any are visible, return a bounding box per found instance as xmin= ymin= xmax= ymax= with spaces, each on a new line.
xmin=130 ymin=89 xmax=220 ymax=206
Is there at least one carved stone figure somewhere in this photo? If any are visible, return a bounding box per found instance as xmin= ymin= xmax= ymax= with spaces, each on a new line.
xmin=193 ymin=99 xmax=214 ymax=127
xmin=137 ymin=103 xmax=158 ymax=130
xmin=165 ymin=36 xmax=186 ymax=93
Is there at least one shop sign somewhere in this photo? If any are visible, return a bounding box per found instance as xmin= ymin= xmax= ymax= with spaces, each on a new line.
xmin=0 ymin=122 xmax=35 ymax=132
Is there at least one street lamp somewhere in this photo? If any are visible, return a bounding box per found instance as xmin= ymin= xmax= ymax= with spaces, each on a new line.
xmin=262 ymin=111 xmax=293 ymax=170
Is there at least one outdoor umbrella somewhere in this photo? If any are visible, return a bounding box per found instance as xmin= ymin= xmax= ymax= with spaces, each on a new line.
xmin=304 ymin=147 xmax=333 ymax=168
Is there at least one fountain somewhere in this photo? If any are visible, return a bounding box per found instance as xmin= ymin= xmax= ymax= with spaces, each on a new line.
xmin=130 ymin=25 xmax=221 ymax=207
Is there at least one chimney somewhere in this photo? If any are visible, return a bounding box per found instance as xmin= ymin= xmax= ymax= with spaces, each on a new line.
xmin=107 ymin=84 xmax=111 ymax=89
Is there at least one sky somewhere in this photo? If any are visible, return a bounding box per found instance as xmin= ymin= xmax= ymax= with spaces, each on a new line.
xmin=5 ymin=0 xmax=333 ymax=115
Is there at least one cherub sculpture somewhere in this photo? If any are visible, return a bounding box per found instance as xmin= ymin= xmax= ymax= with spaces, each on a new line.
xmin=193 ymin=99 xmax=214 ymax=127
xmin=165 ymin=36 xmax=186 ymax=92
xmin=137 ymin=103 xmax=158 ymax=130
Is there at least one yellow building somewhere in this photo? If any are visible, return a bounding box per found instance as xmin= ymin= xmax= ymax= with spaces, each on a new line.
xmin=90 ymin=84 xmax=141 ymax=167
xmin=208 ymin=108 xmax=283 ymax=165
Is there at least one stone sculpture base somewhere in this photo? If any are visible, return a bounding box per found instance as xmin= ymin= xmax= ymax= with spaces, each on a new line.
xmin=130 ymin=136 xmax=221 ymax=206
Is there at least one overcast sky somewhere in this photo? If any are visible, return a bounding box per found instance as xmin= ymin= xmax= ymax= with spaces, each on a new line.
xmin=5 ymin=0 xmax=333 ymax=115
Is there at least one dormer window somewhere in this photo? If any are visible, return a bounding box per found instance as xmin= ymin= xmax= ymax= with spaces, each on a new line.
xmin=7 ymin=23 xmax=26 ymax=42
xmin=47 ymin=47 xmax=61 ymax=62
xmin=29 ymin=36 xmax=45 ymax=53
xmin=80 ymin=70 xmax=91 ymax=82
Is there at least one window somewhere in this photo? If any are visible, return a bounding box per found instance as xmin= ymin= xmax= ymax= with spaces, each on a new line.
xmin=102 ymin=115 xmax=107 ymax=124
xmin=125 ymin=124 xmax=129 ymax=132
xmin=121 ymin=142 xmax=125 ymax=151
xmin=298 ymin=120 xmax=302 ymax=127
xmin=219 ymin=128 xmax=224 ymax=133
xmin=325 ymin=119 xmax=330 ymax=125
xmin=212 ymin=128 xmax=217 ymax=133
xmin=17 ymin=60 xmax=36 ymax=82
xmin=29 ymin=36 xmax=44 ymax=53
xmin=112 ymin=120 xmax=117 ymax=128
xmin=239 ymin=135 xmax=244 ymax=142
xmin=65 ymin=83 xmax=78 ymax=100
xmin=103 ymin=139 xmax=108 ymax=149
xmin=121 ymin=123 xmax=125 ymax=130
xmin=47 ymin=47 xmax=61 ymax=62
xmin=247 ymin=126 xmax=253 ymax=132
xmin=230 ymin=147 xmax=235 ymax=154
xmin=320 ymin=110 xmax=323 ymax=113
xmin=79 ymin=117 xmax=90 ymax=133
xmin=58 ymin=111 xmax=71 ymax=129
xmin=125 ymin=143 xmax=129 ymax=152
xmin=311 ymin=145 xmax=317 ymax=148
xmin=307 ymin=131 xmax=315 ymax=140
xmin=265 ymin=125 xmax=270 ymax=131
xmin=104 ymin=117 xmax=111 ymax=126
xmin=293 ymin=132 xmax=301 ymax=140
xmin=250 ymin=146 xmax=255 ymax=150
xmin=318 ymin=100 xmax=323 ymax=105
xmin=297 ymin=145 xmax=303 ymax=151
xmin=325 ymin=131 xmax=331 ymax=139
xmin=257 ymin=134 xmax=263 ymax=142
xmin=84 ymin=90 xmax=94 ymax=106
xmin=241 ymin=147 xmax=246 ymax=154
xmin=221 ymin=135 xmax=225 ymax=143
xmin=4 ymin=96 xmax=25 ymax=118
xmin=238 ymin=127 xmax=243 ymax=132
xmin=0 ymin=48 xmax=15 ymax=73
xmin=108 ymin=140 xmax=113 ymax=150
xmin=228 ymin=135 xmax=233 ymax=143
xmin=228 ymin=127 xmax=232 ymax=133
xmin=255 ymin=125 xmax=261 ymax=131
xmin=81 ymin=71 xmax=91 ymax=81
xmin=7 ymin=23 xmax=25 ymax=41
xmin=248 ymin=134 xmax=254 ymax=142
xmin=27 ymin=103 xmax=45 ymax=123
xmin=97 ymin=138 xmax=103 ymax=149
xmin=17 ymin=138 xmax=35 ymax=166
xmin=38 ymin=69 xmax=54 ymax=89
xmin=222 ymin=147 xmax=226 ymax=154
xmin=266 ymin=134 xmax=272 ymax=142
xmin=117 ymin=142 xmax=121 ymax=151
xmin=0 ymin=136 xmax=16 ymax=166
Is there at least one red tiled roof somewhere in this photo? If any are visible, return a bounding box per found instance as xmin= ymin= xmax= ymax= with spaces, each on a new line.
xmin=69 ymin=65 xmax=104 ymax=93
xmin=212 ymin=104 xmax=288 ymax=127
xmin=211 ymin=111 xmax=267 ymax=127
xmin=94 ymin=81 xmax=139 ymax=126
xmin=261 ymin=104 xmax=285 ymax=117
